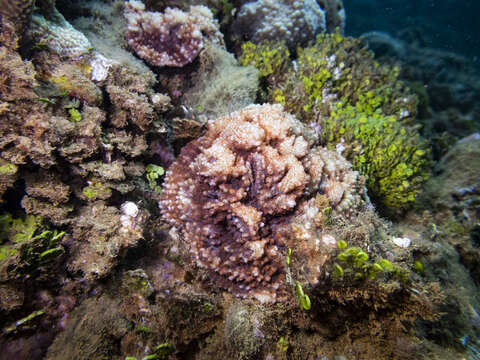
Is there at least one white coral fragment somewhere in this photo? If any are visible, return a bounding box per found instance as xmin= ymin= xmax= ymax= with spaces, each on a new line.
xmin=392 ymin=237 xmax=412 ymax=248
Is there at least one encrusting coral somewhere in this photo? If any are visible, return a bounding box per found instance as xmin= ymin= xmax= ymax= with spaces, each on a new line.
xmin=27 ymin=5 xmax=92 ymax=58
xmin=161 ymin=104 xmax=366 ymax=303
xmin=124 ymin=0 xmax=223 ymax=67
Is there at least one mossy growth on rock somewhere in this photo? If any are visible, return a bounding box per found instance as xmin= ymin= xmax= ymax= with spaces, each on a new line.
xmin=271 ymin=33 xmax=418 ymax=122
xmin=240 ymin=32 xmax=430 ymax=214
xmin=145 ymin=164 xmax=164 ymax=194
xmin=0 ymin=159 xmax=18 ymax=175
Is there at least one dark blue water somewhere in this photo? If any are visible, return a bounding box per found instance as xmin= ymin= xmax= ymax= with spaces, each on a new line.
xmin=344 ymin=0 xmax=480 ymax=65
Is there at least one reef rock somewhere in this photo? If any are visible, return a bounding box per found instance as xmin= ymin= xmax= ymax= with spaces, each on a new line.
xmin=424 ymin=133 xmax=480 ymax=213
xmin=160 ymin=104 xmax=366 ymax=303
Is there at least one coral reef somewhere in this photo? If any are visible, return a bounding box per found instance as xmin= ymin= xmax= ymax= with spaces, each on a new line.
xmin=0 ymin=4 xmax=171 ymax=352
xmin=0 ymin=214 xmax=65 ymax=284
xmin=68 ymin=201 xmax=148 ymax=279
xmin=238 ymin=41 xmax=290 ymax=80
xmin=161 ymin=104 xmax=366 ymax=303
xmin=0 ymin=212 xmax=81 ymax=356
xmin=0 ymin=0 xmax=34 ymax=30
xmin=45 ymin=295 xmax=129 ymax=360
xmin=224 ymin=303 xmax=265 ymax=358
xmin=393 ymin=143 xmax=480 ymax=357
xmin=232 ymin=0 xmax=345 ymax=50
xmin=423 ymin=134 xmax=480 ymax=215
xmin=29 ymin=213 xmax=446 ymax=360
xmin=242 ymin=33 xmax=430 ymax=213
xmin=0 ymin=4 xmax=171 ymax=279
xmin=124 ymin=0 xmax=223 ymax=67
xmin=154 ymin=41 xmax=260 ymax=132
xmin=0 ymin=1 xmax=475 ymax=359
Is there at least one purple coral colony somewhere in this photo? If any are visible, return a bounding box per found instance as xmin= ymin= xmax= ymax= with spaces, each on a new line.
xmin=0 ymin=0 xmax=479 ymax=359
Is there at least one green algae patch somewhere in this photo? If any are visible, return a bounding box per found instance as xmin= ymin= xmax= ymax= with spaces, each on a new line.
xmin=68 ymin=107 xmax=82 ymax=122
xmin=145 ymin=164 xmax=164 ymax=193
xmin=0 ymin=214 xmax=66 ymax=278
xmin=82 ymin=181 xmax=112 ymax=201
xmin=0 ymin=161 xmax=18 ymax=175
xmin=239 ymin=41 xmax=290 ymax=78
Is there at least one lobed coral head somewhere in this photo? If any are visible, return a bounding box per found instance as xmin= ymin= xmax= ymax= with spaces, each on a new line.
xmin=160 ymin=104 xmax=365 ymax=303
xmin=232 ymin=0 xmax=345 ymax=51
xmin=124 ymin=1 xmax=222 ymax=67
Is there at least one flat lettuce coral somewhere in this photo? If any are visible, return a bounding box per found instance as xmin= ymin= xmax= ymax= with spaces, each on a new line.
xmin=241 ymin=33 xmax=430 ymax=213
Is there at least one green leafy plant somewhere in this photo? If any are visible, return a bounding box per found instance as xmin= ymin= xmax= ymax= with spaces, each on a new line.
xmin=239 ymin=41 xmax=290 ymax=79
xmin=146 ymin=164 xmax=165 ymax=193
xmin=286 ymin=248 xmax=292 ymax=266
xmin=334 ymin=241 xmax=398 ymax=281
xmin=277 ymin=336 xmax=289 ymax=352
xmin=0 ymin=214 xmax=65 ymax=278
xmin=0 ymin=160 xmax=18 ymax=175
xmin=68 ymin=108 xmax=82 ymax=122
xmin=413 ymin=260 xmax=425 ymax=274
xmin=82 ymin=181 xmax=112 ymax=201
xmin=295 ymin=281 xmax=311 ymax=311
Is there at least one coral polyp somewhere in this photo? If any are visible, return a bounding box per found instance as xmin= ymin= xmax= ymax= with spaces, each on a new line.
xmin=160 ymin=104 xmax=366 ymax=303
